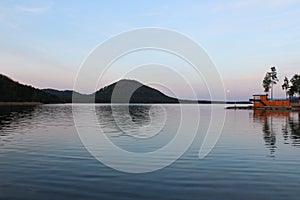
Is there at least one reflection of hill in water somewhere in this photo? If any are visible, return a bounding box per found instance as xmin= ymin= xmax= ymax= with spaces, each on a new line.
xmin=128 ymin=105 xmax=151 ymax=125
xmin=253 ymin=110 xmax=300 ymax=155
xmin=95 ymin=105 xmax=148 ymax=135
xmin=95 ymin=105 xmax=174 ymax=153
xmin=0 ymin=106 xmax=36 ymax=144
xmin=0 ymin=106 xmax=36 ymax=129
xmin=0 ymin=105 xmax=74 ymax=145
xmin=95 ymin=105 xmax=166 ymax=138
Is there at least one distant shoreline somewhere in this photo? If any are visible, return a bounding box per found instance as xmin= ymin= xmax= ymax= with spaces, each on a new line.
xmin=226 ymin=105 xmax=300 ymax=111
xmin=0 ymin=102 xmax=42 ymax=106
xmin=1 ymin=74 xmax=251 ymax=105
xmin=0 ymin=101 xmax=250 ymax=106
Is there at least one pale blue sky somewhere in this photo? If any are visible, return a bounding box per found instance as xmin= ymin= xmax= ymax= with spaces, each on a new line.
xmin=0 ymin=0 xmax=299 ymax=100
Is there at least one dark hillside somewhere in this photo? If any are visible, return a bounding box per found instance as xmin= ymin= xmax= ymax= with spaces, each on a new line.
xmin=0 ymin=74 xmax=61 ymax=103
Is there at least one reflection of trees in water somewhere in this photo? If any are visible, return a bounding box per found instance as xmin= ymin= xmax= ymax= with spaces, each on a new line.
xmin=289 ymin=113 xmax=300 ymax=147
xmin=253 ymin=110 xmax=300 ymax=155
xmin=261 ymin=116 xmax=276 ymax=154
xmin=282 ymin=116 xmax=289 ymax=144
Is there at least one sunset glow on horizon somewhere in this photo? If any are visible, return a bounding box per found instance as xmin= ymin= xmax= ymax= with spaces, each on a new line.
xmin=1 ymin=0 xmax=299 ymax=100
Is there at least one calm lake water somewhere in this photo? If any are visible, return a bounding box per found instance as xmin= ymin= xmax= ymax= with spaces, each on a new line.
xmin=0 ymin=104 xmax=299 ymax=200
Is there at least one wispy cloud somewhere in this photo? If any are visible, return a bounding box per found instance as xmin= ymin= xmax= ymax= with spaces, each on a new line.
xmin=16 ymin=4 xmax=51 ymax=14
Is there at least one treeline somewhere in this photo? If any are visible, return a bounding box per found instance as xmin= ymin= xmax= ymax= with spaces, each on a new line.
xmin=263 ymin=67 xmax=300 ymax=98
xmin=282 ymin=74 xmax=300 ymax=98
xmin=0 ymin=74 xmax=61 ymax=103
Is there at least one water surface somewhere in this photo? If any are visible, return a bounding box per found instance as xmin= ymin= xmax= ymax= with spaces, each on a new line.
xmin=0 ymin=104 xmax=299 ymax=200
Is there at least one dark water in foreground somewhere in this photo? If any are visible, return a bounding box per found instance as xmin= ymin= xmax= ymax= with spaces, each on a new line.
xmin=0 ymin=104 xmax=299 ymax=200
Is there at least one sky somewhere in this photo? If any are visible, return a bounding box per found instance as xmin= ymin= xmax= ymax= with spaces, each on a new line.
xmin=0 ymin=0 xmax=300 ymax=100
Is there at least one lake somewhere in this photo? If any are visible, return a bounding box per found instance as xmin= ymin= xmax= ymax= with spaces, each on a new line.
xmin=0 ymin=104 xmax=299 ymax=200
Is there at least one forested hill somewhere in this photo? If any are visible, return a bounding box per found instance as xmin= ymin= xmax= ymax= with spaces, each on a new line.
xmin=1 ymin=74 xmax=247 ymax=104
xmin=0 ymin=74 xmax=61 ymax=103
xmin=44 ymin=80 xmax=180 ymax=103
xmin=0 ymin=74 xmax=179 ymax=103
xmin=94 ymin=79 xmax=179 ymax=103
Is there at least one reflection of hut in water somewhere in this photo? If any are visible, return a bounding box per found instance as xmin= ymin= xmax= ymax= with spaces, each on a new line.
xmin=253 ymin=110 xmax=300 ymax=155
xmin=253 ymin=109 xmax=290 ymax=123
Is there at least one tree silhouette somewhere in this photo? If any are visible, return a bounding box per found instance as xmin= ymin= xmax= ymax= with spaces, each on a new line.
xmin=270 ymin=66 xmax=279 ymax=99
xmin=289 ymin=74 xmax=300 ymax=97
xmin=281 ymin=76 xmax=290 ymax=99
xmin=262 ymin=66 xmax=278 ymax=99
xmin=263 ymin=72 xmax=272 ymax=95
